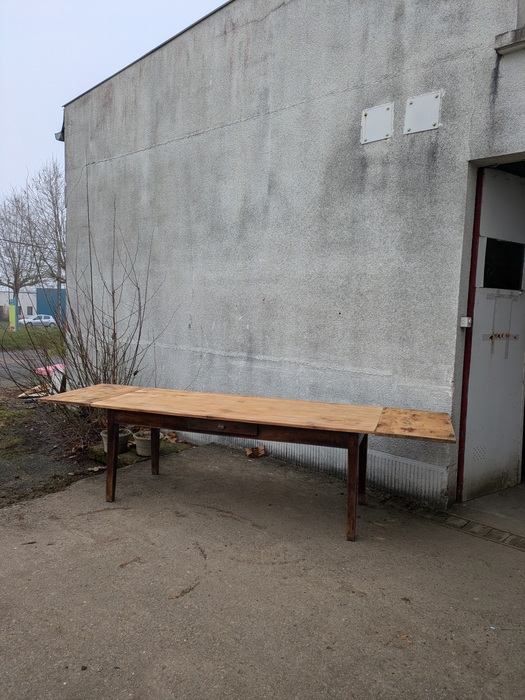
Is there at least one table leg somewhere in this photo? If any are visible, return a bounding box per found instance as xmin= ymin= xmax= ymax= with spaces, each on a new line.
xmin=358 ymin=434 xmax=368 ymax=505
xmin=106 ymin=410 xmax=118 ymax=502
xmin=346 ymin=433 xmax=359 ymax=541
xmin=151 ymin=427 xmax=160 ymax=475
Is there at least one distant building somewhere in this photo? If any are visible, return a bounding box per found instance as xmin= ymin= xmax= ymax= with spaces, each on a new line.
xmin=0 ymin=287 xmax=65 ymax=323
xmin=60 ymin=1 xmax=525 ymax=507
xmin=0 ymin=287 xmax=37 ymax=321
xmin=36 ymin=287 xmax=66 ymax=320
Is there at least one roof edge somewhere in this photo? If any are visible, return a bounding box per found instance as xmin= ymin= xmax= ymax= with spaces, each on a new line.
xmin=63 ymin=0 xmax=235 ymax=107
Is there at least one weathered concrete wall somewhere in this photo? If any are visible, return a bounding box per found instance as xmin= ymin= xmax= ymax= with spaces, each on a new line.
xmin=64 ymin=0 xmax=525 ymax=505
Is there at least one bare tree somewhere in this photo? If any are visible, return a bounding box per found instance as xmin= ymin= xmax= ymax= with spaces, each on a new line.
xmin=26 ymin=159 xmax=66 ymax=291
xmin=0 ymin=159 xmax=66 ymax=308
xmin=0 ymin=176 xmax=171 ymax=444
xmin=65 ymin=205 xmax=159 ymax=388
xmin=0 ymin=162 xmax=174 ymax=447
xmin=0 ymin=189 xmax=42 ymax=301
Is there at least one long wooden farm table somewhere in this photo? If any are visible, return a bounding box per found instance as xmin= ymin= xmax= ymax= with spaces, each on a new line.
xmin=40 ymin=385 xmax=455 ymax=540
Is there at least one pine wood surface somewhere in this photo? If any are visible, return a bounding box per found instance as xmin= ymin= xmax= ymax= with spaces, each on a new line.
xmin=375 ymin=408 xmax=456 ymax=442
xmin=40 ymin=385 xmax=456 ymax=442
xmin=38 ymin=384 xmax=140 ymax=406
xmin=91 ymin=387 xmax=385 ymax=434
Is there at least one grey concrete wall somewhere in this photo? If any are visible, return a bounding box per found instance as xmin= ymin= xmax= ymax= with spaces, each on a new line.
xmin=64 ymin=0 xmax=525 ymax=506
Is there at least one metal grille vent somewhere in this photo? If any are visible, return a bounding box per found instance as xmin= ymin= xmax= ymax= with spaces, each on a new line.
xmin=472 ymin=446 xmax=487 ymax=462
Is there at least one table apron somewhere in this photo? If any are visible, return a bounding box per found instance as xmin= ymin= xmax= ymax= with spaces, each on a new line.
xmin=112 ymin=409 xmax=354 ymax=448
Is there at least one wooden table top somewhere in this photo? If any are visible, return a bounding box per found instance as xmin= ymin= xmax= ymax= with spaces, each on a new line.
xmin=40 ymin=384 xmax=455 ymax=443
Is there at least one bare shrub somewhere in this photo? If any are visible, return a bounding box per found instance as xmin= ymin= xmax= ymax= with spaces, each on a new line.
xmin=0 ymin=163 xmax=172 ymax=447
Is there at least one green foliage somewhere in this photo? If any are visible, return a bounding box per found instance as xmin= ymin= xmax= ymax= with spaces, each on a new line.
xmin=0 ymin=404 xmax=19 ymax=428
xmin=0 ymin=326 xmax=65 ymax=354
xmin=0 ymin=405 xmax=27 ymax=456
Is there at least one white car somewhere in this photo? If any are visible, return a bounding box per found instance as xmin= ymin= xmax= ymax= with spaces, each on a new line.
xmin=19 ymin=314 xmax=57 ymax=328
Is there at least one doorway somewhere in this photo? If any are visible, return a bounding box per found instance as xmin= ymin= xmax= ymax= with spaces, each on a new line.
xmin=460 ymin=165 xmax=525 ymax=501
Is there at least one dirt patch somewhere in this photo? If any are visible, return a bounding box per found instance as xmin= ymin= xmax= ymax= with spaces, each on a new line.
xmin=0 ymin=387 xmax=189 ymax=507
xmin=0 ymin=388 xmax=101 ymax=506
xmin=0 ymin=389 xmax=81 ymax=453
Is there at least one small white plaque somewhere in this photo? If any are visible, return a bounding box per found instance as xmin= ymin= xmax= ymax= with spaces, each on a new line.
xmin=404 ymin=91 xmax=443 ymax=134
xmin=360 ymin=103 xmax=394 ymax=144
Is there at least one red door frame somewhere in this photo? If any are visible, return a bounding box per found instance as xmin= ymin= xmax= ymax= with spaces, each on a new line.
xmin=456 ymin=168 xmax=484 ymax=502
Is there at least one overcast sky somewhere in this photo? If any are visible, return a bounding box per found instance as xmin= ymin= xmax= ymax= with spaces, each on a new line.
xmin=0 ymin=0 xmax=227 ymax=198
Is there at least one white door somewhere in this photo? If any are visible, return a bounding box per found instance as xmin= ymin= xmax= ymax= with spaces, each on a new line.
xmin=462 ymin=169 xmax=525 ymax=501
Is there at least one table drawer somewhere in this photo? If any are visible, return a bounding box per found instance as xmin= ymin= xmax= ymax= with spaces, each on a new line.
xmin=185 ymin=418 xmax=258 ymax=436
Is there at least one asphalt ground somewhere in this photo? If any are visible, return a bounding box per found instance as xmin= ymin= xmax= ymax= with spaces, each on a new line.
xmin=0 ymin=443 xmax=523 ymax=700
xmin=0 ymin=350 xmax=40 ymax=386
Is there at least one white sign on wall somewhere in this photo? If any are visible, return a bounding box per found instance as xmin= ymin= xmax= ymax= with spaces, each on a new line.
xmin=360 ymin=103 xmax=394 ymax=144
xmin=404 ymin=91 xmax=443 ymax=134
